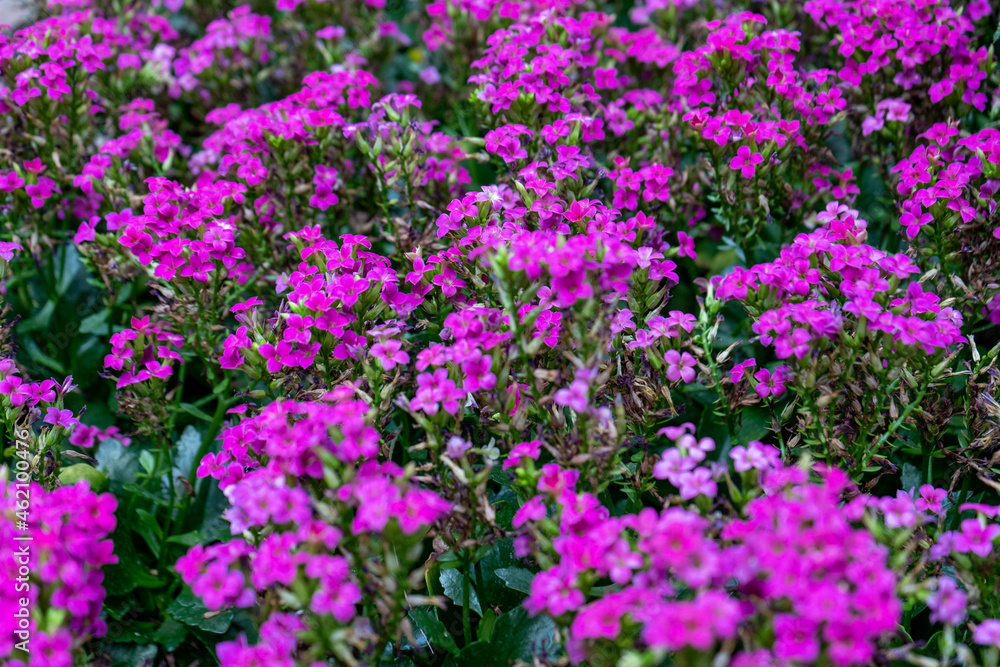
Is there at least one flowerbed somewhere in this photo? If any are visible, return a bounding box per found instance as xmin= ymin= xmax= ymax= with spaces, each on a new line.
xmin=1 ymin=0 xmax=1000 ymax=665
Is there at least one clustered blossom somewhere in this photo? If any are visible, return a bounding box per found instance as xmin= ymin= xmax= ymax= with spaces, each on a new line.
xmin=892 ymin=126 xmax=1000 ymax=240
xmin=102 ymin=316 xmax=184 ymax=388
xmin=715 ymin=205 xmax=964 ymax=358
xmin=1 ymin=479 xmax=117 ymax=667
xmin=180 ymin=396 xmax=450 ymax=660
xmin=518 ymin=460 xmax=900 ymax=665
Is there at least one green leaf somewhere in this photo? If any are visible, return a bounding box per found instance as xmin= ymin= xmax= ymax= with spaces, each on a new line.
xmin=446 ymin=607 xmax=560 ymax=667
xmin=439 ymin=569 xmax=482 ymax=616
xmin=139 ymin=450 xmax=156 ymax=475
xmin=166 ymin=531 xmax=205 ymax=546
xmin=16 ymin=300 xmax=55 ymax=334
xmin=901 ymin=462 xmax=921 ymax=491
xmin=478 ymin=608 xmax=496 ymax=643
xmin=172 ymin=426 xmax=203 ymax=481
xmin=107 ymin=643 xmax=158 ymax=667
xmin=152 ymin=619 xmax=188 ymax=652
xmin=721 ymin=236 xmax=746 ymax=263
xmin=121 ymin=482 xmax=171 ymax=506
xmin=478 ymin=539 xmax=524 ymax=608
xmin=57 ymin=464 xmax=108 ymax=492
xmin=491 ymin=606 xmax=559 ymax=663
xmin=167 ymin=587 xmax=234 ymax=634
xmin=134 ymin=508 xmax=163 ymax=559
xmin=179 ymin=402 xmax=214 ymax=422
xmin=95 ymin=439 xmax=140 ymax=494
xmin=408 ymin=607 xmax=460 ymax=656
xmin=55 ymin=244 xmax=83 ymax=297
xmin=489 ymin=487 xmax=518 ymax=530
xmin=738 ymin=406 xmax=771 ymax=443
xmin=79 ymin=308 xmax=110 ymax=335
xmin=489 ymin=466 xmax=515 ymax=488
xmin=104 ymin=529 xmax=165 ymax=596
xmin=197 ymin=483 xmax=232 ymax=542
xmin=494 ymin=567 xmax=534 ymax=595
xmin=436 ymin=551 xmax=463 ymax=569
xmin=19 ymin=336 xmax=66 ymax=374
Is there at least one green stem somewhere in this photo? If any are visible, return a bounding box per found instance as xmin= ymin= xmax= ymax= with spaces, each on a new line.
xmin=696 ymin=317 xmax=737 ymax=447
xmin=864 ymin=379 xmax=930 ymax=467
xmin=175 ymin=387 xmax=232 ymax=534
xmin=462 ymin=557 xmax=472 ymax=646
xmin=155 ymin=431 xmax=175 ymax=570
xmin=950 ymin=473 xmax=972 ymax=531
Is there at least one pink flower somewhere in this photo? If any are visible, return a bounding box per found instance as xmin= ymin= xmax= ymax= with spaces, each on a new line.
xmin=554 ymin=379 xmax=589 ymax=412
xmin=914 ymin=485 xmax=947 ymax=514
xmin=445 ymin=436 xmax=471 ymax=459
xmin=44 ymin=407 xmax=78 ymax=429
xmin=676 ymin=231 xmax=697 ymax=259
xmin=927 ymin=577 xmax=966 ymax=625
xmin=513 ymin=495 xmax=547 ymax=528
xmin=0 ymin=170 xmax=25 ymax=192
xmin=773 ymin=615 xmax=820 ymax=662
xmin=954 ymin=519 xmax=1000 ymax=558
xmin=677 ymin=467 xmax=717 ymax=499
xmin=653 ymin=447 xmax=696 ymax=485
xmin=730 ymin=145 xmax=764 ymax=179
xmin=973 ymin=620 xmax=1000 ymax=648
xmin=310 ymin=578 xmax=361 ymax=622
xmin=394 ymin=489 xmax=451 ymax=534
xmin=504 ymin=440 xmax=543 ymax=470
xmin=369 ymin=339 xmax=409 ymax=371
xmin=753 ymin=367 xmax=788 ymax=399
xmin=662 ymin=349 xmax=696 ymax=383
xmin=729 ymin=358 xmax=756 ymax=383
xmin=0 ymin=241 xmax=23 ymax=261
xmin=525 ymin=570 xmax=584 ymax=616
xmin=730 ymin=441 xmax=779 ymax=472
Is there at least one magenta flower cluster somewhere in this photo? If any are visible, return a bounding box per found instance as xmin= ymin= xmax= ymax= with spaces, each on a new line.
xmin=1 ymin=480 xmax=117 ymax=667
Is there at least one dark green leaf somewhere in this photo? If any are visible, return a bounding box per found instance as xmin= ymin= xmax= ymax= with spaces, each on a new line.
xmin=738 ymin=406 xmax=771 ymax=444
xmin=180 ymin=402 xmax=214 ymax=422
xmin=478 ymin=608 xmax=496 ymax=643
xmin=494 ymin=567 xmax=534 ymax=595
xmin=79 ymin=308 xmax=110 ymax=335
xmin=478 ymin=539 xmax=525 ymax=608
xmin=492 ymin=606 xmax=559 ymax=663
xmin=107 ymin=643 xmax=158 ymax=667
xmin=408 ymin=607 xmax=460 ymax=656
xmin=901 ymin=462 xmax=921 ymax=491
xmin=134 ymin=508 xmax=163 ymax=559
xmin=166 ymin=531 xmax=205 ymax=546
xmin=19 ymin=336 xmax=66 ymax=374
xmin=167 ymin=587 xmax=234 ymax=634
xmin=121 ymin=482 xmax=171 ymax=506
xmin=16 ymin=301 xmax=55 ymax=334
xmin=446 ymin=607 xmax=560 ymax=667
xmin=489 ymin=466 xmax=515 ymax=488
xmin=152 ymin=619 xmax=188 ymax=652
xmin=95 ymin=439 xmax=140 ymax=494
xmin=439 ymin=568 xmax=482 ymax=616
xmin=104 ymin=529 xmax=165 ymax=596
xmin=55 ymin=244 xmax=83 ymax=297
xmin=172 ymin=426 xmax=203 ymax=482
